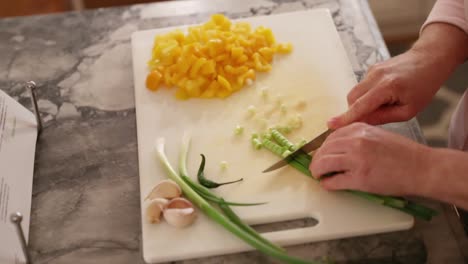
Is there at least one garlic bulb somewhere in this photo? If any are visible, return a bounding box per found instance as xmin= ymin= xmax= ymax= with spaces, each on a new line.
xmin=145 ymin=179 xmax=181 ymax=200
xmin=163 ymin=198 xmax=197 ymax=228
xmin=145 ymin=198 xmax=169 ymax=224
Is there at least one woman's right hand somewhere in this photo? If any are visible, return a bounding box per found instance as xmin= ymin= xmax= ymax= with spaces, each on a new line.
xmin=328 ymin=23 xmax=468 ymax=129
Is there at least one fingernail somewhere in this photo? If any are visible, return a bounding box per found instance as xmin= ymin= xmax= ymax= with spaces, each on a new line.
xmin=327 ymin=117 xmax=339 ymax=128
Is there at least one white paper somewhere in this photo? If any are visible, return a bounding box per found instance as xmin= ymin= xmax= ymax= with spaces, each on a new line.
xmin=0 ymin=90 xmax=37 ymax=264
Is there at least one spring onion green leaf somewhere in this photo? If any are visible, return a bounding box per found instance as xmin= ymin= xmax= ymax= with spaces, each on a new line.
xmin=219 ymin=200 xmax=285 ymax=252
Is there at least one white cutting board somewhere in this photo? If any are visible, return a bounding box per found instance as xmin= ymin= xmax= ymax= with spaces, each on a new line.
xmin=131 ymin=9 xmax=413 ymax=264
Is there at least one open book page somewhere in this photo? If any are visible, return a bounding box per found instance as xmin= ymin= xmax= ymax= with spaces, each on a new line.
xmin=0 ymin=90 xmax=37 ymax=264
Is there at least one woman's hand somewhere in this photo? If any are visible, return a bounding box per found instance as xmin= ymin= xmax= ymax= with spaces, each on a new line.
xmin=328 ymin=23 xmax=468 ymax=129
xmin=310 ymin=123 xmax=431 ymax=196
xmin=310 ymin=123 xmax=468 ymax=210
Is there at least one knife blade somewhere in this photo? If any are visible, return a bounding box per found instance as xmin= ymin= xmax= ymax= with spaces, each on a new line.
xmin=262 ymin=128 xmax=333 ymax=173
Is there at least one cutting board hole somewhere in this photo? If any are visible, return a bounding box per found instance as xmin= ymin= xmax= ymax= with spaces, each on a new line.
xmin=252 ymin=217 xmax=318 ymax=233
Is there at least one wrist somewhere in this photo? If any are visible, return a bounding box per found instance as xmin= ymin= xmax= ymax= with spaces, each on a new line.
xmin=407 ymin=145 xmax=439 ymax=197
xmin=411 ymin=23 xmax=468 ymax=70
xmin=414 ymin=146 xmax=442 ymax=198
xmin=418 ymin=148 xmax=468 ymax=209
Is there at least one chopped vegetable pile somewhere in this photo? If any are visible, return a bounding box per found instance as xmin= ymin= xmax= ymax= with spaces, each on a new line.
xmin=146 ymin=14 xmax=293 ymax=100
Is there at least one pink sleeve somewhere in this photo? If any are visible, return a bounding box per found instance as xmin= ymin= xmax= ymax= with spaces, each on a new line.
xmin=421 ymin=0 xmax=468 ymax=34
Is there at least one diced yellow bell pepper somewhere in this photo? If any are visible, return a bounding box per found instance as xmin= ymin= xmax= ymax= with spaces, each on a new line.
xmin=175 ymin=88 xmax=189 ymax=100
xmin=217 ymin=75 xmax=231 ymax=92
xmin=146 ymin=70 xmax=163 ymax=91
xmin=146 ymin=13 xmax=292 ymax=100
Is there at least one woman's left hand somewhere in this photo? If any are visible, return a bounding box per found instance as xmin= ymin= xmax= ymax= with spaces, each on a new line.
xmin=309 ymin=123 xmax=431 ymax=196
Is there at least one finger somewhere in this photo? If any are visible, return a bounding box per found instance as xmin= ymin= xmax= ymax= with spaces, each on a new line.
xmin=328 ymin=89 xmax=393 ymax=129
xmin=346 ymin=76 xmax=376 ymax=106
xmin=310 ymin=154 xmax=351 ymax=179
xmin=362 ymin=105 xmax=414 ymax=125
xmin=324 ymin=122 xmax=369 ymax=143
xmin=315 ymin=123 xmax=367 ymax=159
xmin=320 ymin=172 xmax=357 ymax=191
xmin=313 ymin=137 xmax=351 ymax=159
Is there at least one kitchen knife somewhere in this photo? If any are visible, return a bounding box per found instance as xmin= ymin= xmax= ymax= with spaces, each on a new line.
xmin=262 ymin=128 xmax=333 ymax=173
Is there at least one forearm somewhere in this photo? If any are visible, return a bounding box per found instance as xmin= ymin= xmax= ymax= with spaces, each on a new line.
xmin=412 ymin=23 xmax=468 ymax=76
xmin=419 ymin=148 xmax=468 ymax=210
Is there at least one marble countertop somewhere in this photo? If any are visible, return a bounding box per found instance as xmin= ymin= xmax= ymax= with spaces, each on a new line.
xmin=1 ymin=0 xmax=467 ymax=263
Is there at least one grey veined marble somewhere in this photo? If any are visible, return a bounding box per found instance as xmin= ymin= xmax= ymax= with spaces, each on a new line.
xmin=0 ymin=0 xmax=466 ymax=263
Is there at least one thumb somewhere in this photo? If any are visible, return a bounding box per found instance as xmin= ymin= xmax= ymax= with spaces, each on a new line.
xmin=328 ymin=90 xmax=391 ymax=129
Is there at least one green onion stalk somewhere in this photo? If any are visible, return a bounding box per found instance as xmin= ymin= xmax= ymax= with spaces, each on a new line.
xmin=155 ymin=136 xmax=325 ymax=264
xmin=264 ymin=129 xmax=437 ymax=221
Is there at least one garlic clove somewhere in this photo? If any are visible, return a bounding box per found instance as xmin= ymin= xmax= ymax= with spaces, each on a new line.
xmin=145 ymin=179 xmax=182 ymax=200
xmin=163 ymin=198 xmax=197 ymax=228
xmin=145 ymin=198 xmax=169 ymax=224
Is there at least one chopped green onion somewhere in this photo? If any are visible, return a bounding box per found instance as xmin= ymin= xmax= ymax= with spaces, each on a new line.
xmin=234 ymin=125 xmax=244 ymax=135
xmin=251 ymin=133 xmax=263 ymax=149
xmin=262 ymin=131 xmax=272 ymax=140
xmin=247 ymin=105 xmax=256 ymax=117
xmin=252 ymin=138 xmax=263 ymax=150
xmin=291 ymin=139 xmax=308 ymax=151
xmin=282 ymin=150 xmax=292 ymax=158
xmin=220 ymin=161 xmax=228 ymax=170
xmin=296 ymin=138 xmax=307 ymax=149
xmin=276 ymin=126 xmax=292 ymax=134
xmin=262 ymin=138 xmax=286 ymax=157
xmin=271 ymin=128 xmax=296 ymax=151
